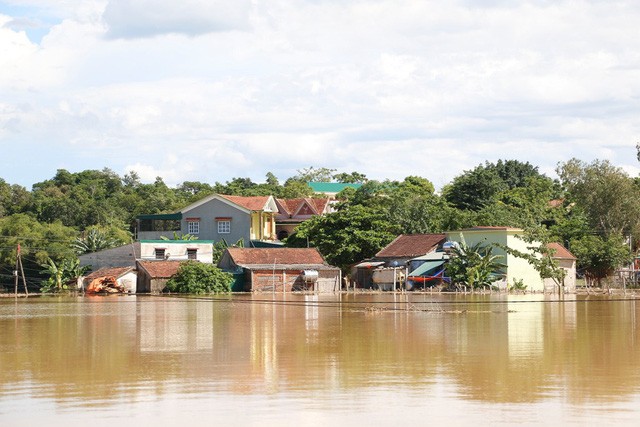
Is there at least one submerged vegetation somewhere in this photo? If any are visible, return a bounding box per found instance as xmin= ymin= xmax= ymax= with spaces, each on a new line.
xmin=0 ymin=158 xmax=638 ymax=292
xmin=166 ymin=261 xmax=233 ymax=294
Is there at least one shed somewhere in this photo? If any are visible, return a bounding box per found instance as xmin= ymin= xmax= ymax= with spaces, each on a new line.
xmin=544 ymin=242 xmax=577 ymax=293
xmin=82 ymin=266 xmax=137 ymax=293
xmin=351 ymin=234 xmax=446 ymax=289
xmin=136 ymin=260 xmax=183 ymax=294
xmin=218 ymin=248 xmax=341 ymax=292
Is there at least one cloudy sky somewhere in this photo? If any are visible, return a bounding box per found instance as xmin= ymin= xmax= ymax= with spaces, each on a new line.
xmin=1 ymin=0 xmax=639 ymax=190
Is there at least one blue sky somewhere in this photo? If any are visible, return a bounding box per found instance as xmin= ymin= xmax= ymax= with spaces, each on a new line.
xmin=1 ymin=0 xmax=639 ymax=190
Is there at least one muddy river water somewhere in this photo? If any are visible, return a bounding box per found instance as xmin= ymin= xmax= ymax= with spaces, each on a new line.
xmin=2 ymin=293 xmax=640 ymax=426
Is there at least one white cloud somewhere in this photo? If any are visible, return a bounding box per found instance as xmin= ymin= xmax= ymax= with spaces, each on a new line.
xmin=103 ymin=0 xmax=252 ymax=39
xmin=2 ymin=0 xmax=640 ymax=189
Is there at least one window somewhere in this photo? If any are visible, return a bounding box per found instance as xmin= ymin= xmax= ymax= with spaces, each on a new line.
xmin=187 ymin=221 xmax=199 ymax=235
xmin=187 ymin=248 xmax=197 ymax=260
xmin=154 ymin=248 xmax=166 ymax=260
xmin=217 ymin=220 xmax=231 ymax=234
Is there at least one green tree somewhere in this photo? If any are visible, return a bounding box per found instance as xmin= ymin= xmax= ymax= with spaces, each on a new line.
xmin=175 ymin=181 xmax=214 ymax=202
xmin=166 ymin=261 xmax=233 ymax=294
xmin=288 ymin=205 xmax=396 ymax=271
xmin=558 ymin=158 xmax=640 ymax=239
xmin=40 ymin=257 xmax=89 ymax=293
xmin=491 ymin=159 xmax=544 ymax=190
xmin=293 ymin=166 xmax=336 ymax=183
xmin=443 ymin=165 xmax=506 ymax=211
xmin=281 ymin=179 xmax=314 ymax=198
xmin=333 ymin=171 xmax=368 ymax=183
xmin=569 ymin=234 xmax=631 ymax=288
xmin=0 ymin=214 xmax=77 ymax=268
xmin=0 ymin=179 xmax=31 ymax=217
xmin=73 ymin=226 xmax=128 ymax=254
xmin=443 ymin=160 xmax=551 ymax=211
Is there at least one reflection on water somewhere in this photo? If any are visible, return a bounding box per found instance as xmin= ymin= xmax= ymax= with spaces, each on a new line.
xmin=2 ymin=294 xmax=640 ymax=425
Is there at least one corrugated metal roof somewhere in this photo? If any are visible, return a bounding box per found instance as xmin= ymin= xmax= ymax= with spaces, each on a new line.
xmin=410 ymin=251 xmax=447 ymax=261
xmin=353 ymin=261 xmax=385 ymax=268
xmin=308 ymin=182 xmax=362 ymax=193
xmin=137 ymin=213 xmax=182 ymax=220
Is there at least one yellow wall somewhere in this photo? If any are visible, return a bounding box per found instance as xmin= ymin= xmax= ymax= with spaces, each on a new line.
xmin=446 ymin=229 xmax=545 ymax=292
xmin=250 ymin=212 xmax=276 ymax=240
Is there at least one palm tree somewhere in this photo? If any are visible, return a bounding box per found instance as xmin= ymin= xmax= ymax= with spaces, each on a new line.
xmin=446 ymin=241 xmax=505 ymax=290
xmin=73 ymin=228 xmax=118 ymax=254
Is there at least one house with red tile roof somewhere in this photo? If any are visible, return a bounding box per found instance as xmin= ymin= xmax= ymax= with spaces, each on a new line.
xmin=544 ymin=242 xmax=577 ymax=292
xmin=137 ymin=193 xmax=335 ymax=246
xmin=274 ymin=197 xmax=333 ymax=240
xmin=136 ymin=260 xmax=184 ymax=293
xmin=375 ymin=234 xmax=447 ymax=261
xmin=218 ymin=247 xmax=341 ymax=292
xmin=137 ymin=194 xmax=280 ymax=247
xmin=351 ymin=234 xmax=447 ymax=289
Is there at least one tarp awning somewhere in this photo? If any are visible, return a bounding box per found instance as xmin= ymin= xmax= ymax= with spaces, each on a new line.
xmin=354 ymin=261 xmax=385 ymax=269
xmin=410 ymin=251 xmax=447 ymax=262
xmin=408 ymin=260 xmax=445 ymax=277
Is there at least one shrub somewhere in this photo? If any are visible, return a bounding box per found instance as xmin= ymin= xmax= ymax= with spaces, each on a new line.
xmin=166 ymin=261 xmax=233 ymax=294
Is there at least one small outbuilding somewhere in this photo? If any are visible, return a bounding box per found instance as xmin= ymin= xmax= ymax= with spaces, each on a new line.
xmin=136 ymin=260 xmax=183 ymax=294
xmin=544 ymin=242 xmax=577 ymax=293
xmin=352 ymin=234 xmax=447 ymax=289
xmin=218 ymin=248 xmax=341 ymax=292
xmin=82 ymin=266 xmax=137 ymax=294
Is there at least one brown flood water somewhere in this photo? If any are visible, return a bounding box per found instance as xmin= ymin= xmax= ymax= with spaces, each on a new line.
xmin=2 ymin=293 xmax=640 ymax=426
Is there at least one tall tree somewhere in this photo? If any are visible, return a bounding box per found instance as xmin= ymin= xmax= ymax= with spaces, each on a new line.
xmin=443 ymin=160 xmax=551 ymax=211
xmin=293 ymin=167 xmax=336 ymax=183
xmin=557 ymin=158 xmax=640 ymax=238
xmin=287 ymin=205 xmax=396 ymax=271
xmin=333 ymin=171 xmax=368 ymax=183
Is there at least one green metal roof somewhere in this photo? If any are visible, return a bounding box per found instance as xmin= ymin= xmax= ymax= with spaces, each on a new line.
xmin=250 ymin=240 xmax=285 ymax=248
xmin=308 ymin=182 xmax=363 ymax=193
xmin=408 ymin=260 xmax=445 ymax=277
xmin=137 ymin=213 xmax=182 ymax=220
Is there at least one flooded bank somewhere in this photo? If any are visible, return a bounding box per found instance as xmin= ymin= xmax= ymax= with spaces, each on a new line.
xmin=2 ymin=294 xmax=640 ymax=426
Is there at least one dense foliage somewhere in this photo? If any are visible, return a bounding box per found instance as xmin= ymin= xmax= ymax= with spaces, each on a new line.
xmin=165 ymin=261 xmax=233 ymax=294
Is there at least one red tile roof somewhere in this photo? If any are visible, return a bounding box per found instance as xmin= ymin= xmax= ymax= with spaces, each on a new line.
xmin=276 ymin=198 xmax=330 ymax=216
xmin=219 ymin=195 xmax=271 ymax=211
xmin=137 ymin=260 xmax=183 ymax=278
xmin=547 ymin=242 xmax=576 ymax=260
xmin=308 ymin=198 xmax=330 ymax=213
xmin=85 ymin=267 xmax=134 ymax=280
xmin=226 ymin=248 xmax=327 ymax=266
xmin=376 ymin=234 xmax=447 ymax=258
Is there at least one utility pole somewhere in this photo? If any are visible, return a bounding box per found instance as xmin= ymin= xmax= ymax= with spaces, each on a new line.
xmin=14 ymin=244 xmax=28 ymax=296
